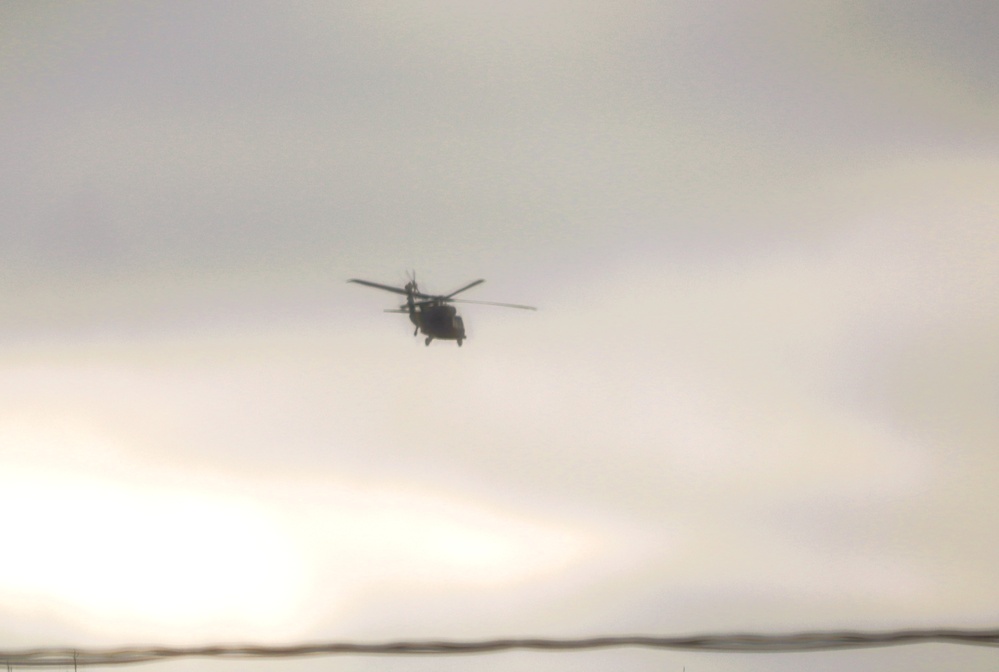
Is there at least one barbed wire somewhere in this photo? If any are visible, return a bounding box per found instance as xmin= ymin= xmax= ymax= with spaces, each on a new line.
xmin=3 ymin=628 xmax=999 ymax=667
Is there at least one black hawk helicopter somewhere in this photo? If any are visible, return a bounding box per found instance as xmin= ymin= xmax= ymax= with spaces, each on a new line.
xmin=349 ymin=273 xmax=535 ymax=346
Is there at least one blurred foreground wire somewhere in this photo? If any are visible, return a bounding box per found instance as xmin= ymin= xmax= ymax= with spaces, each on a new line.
xmin=3 ymin=629 xmax=999 ymax=667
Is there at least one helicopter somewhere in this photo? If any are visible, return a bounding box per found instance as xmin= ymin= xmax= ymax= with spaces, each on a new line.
xmin=349 ymin=273 xmax=536 ymax=346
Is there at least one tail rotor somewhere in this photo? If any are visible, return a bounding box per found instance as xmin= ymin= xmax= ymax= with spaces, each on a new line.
xmin=403 ymin=270 xmax=419 ymax=337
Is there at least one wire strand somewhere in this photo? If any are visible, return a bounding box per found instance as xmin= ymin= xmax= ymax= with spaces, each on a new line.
xmin=3 ymin=628 xmax=999 ymax=667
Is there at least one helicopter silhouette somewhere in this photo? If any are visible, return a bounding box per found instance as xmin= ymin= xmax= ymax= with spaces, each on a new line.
xmin=349 ymin=273 xmax=535 ymax=346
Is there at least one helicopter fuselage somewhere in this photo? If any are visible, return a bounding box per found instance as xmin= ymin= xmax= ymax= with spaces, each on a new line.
xmin=412 ymin=302 xmax=465 ymax=344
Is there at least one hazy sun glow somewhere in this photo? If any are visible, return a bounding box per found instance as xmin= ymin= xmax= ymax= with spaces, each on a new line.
xmin=0 ymin=422 xmax=307 ymax=638
xmin=0 ymin=416 xmax=596 ymax=639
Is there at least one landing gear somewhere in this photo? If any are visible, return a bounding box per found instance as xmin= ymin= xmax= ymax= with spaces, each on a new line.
xmin=457 ymin=338 xmax=463 ymax=347
xmin=425 ymin=336 xmax=433 ymax=346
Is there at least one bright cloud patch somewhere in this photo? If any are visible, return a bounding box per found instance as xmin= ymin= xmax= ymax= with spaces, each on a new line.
xmin=0 ymin=423 xmax=306 ymax=640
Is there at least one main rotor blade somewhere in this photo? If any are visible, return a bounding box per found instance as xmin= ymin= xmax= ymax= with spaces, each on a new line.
xmin=444 ymin=279 xmax=485 ymax=299
xmin=348 ymin=279 xmax=432 ymax=299
xmin=348 ymin=279 xmax=408 ymax=296
xmin=450 ymin=298 xmax=537 ymax=310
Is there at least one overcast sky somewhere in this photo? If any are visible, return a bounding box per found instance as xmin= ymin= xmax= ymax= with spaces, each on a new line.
xmin=1 ymin=2 xmax=998 ymax=671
